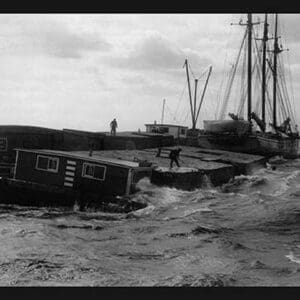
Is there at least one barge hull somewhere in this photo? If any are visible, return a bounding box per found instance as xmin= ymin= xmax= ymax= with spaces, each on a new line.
xmin=0 ymin=178 xmax=77 ymax=207
xmin=0 ymin=178 xmax=146 ymax=212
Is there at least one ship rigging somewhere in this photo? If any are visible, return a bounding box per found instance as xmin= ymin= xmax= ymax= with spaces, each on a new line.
xmin=200 ymin=13 xmax=299 ymax=158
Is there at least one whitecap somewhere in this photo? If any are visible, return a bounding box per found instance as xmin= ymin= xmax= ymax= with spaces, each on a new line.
xmin=182 ymin=207 xmax=213 ymax=217
xmin=285 ymin=251 xmax=300 ymax=264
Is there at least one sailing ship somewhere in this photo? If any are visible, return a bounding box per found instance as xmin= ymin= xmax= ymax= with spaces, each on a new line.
xmin=198 ymin=14 xmax=299 ymax=158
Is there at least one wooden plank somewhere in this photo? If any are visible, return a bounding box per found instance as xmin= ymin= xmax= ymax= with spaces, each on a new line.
xmin=66 ymin=166 xmax=76 ymax=171
xmin=65 ymin=171 xmax=75 ymax=176
xmin=64 ymin=176 xmax=74 ymax=182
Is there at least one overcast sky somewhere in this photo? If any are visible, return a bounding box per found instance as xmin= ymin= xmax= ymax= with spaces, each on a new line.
xmin=0 ymin=14 xmax=299 ymax=132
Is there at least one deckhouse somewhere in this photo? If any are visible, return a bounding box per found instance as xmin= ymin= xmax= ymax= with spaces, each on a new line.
xmin=13 ymin=149 xmax=151 ymax=197
xmin=145 ymin=123 xmax=188 ymax=139
xmin=0 ymin=148 xmax=152 ymax=209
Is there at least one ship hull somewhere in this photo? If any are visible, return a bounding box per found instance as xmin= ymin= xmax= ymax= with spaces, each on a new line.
xmin=197 ymin=132 xmax=299 ymax=158
xmin=203 ymin=120 xmax=250 ymax=136
xmin=0 ymin=178 xmax=146 ymax=212
xmin=198 ymin=133 xmax=260 ymax=154
xmin=256 ymin=134 xmax=299 ymax=159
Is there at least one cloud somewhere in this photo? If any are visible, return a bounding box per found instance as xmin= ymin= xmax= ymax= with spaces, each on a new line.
xmin=0 ymin=14 xmax=299 ymax=131
xmin=109 ymin=33 xmax=212 ymax=72
xmin=40 ymin=28 xmax=112 ymax=59
xmin=0 ymin=15 xmax=112 ymax=59
xmin=278 ymin=14 xmax=300 ymax=42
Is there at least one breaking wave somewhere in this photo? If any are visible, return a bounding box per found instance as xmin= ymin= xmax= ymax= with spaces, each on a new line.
xmin=1 ymin=158 xmax=300 ymax=286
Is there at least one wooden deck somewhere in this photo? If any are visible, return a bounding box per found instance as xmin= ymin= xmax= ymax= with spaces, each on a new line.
xmin=143 ymin=146 xmax=267 ymax=175
xmin=74 ymin=148 xmax=236 ymax=188
xmin=72 ymin=146 xmax=268 ymax=190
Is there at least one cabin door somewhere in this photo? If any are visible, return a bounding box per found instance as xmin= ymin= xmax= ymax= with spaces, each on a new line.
xmin=64 ymin=160 xmax=77 ymax=188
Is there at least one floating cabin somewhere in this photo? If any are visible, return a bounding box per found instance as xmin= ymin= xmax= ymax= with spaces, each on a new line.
xmin=0 ymin=148 xmax=152 ymax=211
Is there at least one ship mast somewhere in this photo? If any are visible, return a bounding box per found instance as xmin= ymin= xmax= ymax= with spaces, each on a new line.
xmin=192 ymin=79 xmax=198 ymax=130
xmin=261 ymin=14 xmax=268 ymax=128
xmin=183 ymin=59 xmax=194 ymax=129
xmin=235 ymin=14 xmax=259 ymax=124
xmin=161 ymin=98 xmax=166 ymax=124
xmin=273 ymin=13 xmax=280 ymax=128
xmin=247 ymin=13 xmax=253 ymax=124
xmin=195 ymin=66 xmax=213 ymax=124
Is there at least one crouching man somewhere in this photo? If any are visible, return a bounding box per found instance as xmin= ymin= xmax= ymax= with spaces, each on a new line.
xmin=169 ymin=148 xmax=182 ymax=168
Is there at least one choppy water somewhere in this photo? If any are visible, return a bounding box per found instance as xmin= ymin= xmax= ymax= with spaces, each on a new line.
xmin=0 ymin=158 xmax=300 ymax=286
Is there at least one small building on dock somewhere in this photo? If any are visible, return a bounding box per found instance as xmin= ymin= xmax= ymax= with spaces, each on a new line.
xmin=145 ymin=123 xmax=188 ymax=140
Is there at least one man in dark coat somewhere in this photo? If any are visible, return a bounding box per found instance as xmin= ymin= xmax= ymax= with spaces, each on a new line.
xmin=110 ymin=118 xmax=118 ymax=136
xmin=169 ymin=148 xmax=182 ymax=168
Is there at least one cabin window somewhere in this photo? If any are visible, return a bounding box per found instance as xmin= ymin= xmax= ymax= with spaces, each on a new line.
xmin=151 ymin=127 xmax=159 ymax=133
xmin=82 ymin=163 xmax=106 ymax=181
xmin=159 ymin=127 xmax=169 ymax=133
xmin=180 ymin=128 xmax=186 ymax=135
xmin=36 ymin=155 xmax=59 ymax=173
xmin=0 ymin=138 xmax=7 ymax=151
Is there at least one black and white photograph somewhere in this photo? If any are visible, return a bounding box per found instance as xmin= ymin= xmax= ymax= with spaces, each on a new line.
xmin=0 ymin=10 xmax=299 ymax=288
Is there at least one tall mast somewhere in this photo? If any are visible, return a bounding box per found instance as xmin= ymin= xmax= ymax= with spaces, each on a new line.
xmin=232 ymin=14 xmax=259 ymax=123
xmin=247 ymin=13 xmax=252 ymax=123
xmin=195 ymin=66 xmax=213 ymax=124
xmin=192 ymin=79 xmax=198 ymax=130
xmin=161 ymin=98 xmax=166 ymax=124
xmin=273 ymin=14 xmax=279 ymax=128
xmin=183 ymin=59 xmax=194 ymax=129
xmin=261 ymin=14 xmax=268 ymax=128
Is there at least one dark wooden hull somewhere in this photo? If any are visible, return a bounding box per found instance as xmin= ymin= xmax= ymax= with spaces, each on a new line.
xmin=256 ymin=134 xmax=299 ymax=159
xmin=0 ymin=178 xmax=77 ymax=207
xmin=198 ymin=133 xmax=260 ymax=154
xmin=197 ymin=132 xmax=299 ymax=159
xmin=0 ymin=178 xmax=146 ymax=212
xmin=203 ymin=120 xmax=250 ymax=135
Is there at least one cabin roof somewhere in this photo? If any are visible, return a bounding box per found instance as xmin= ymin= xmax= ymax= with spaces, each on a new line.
xmin=15 ymin=148 xmax=140 ymax=168
xmin=145 ymin=123 xmax=188 ymax=129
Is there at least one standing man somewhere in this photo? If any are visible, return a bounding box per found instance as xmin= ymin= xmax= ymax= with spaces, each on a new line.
xmin=110 ymin=118 xmax=118 ymax=136
xmin=169 ymin=148 xmax=182 ymax=168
